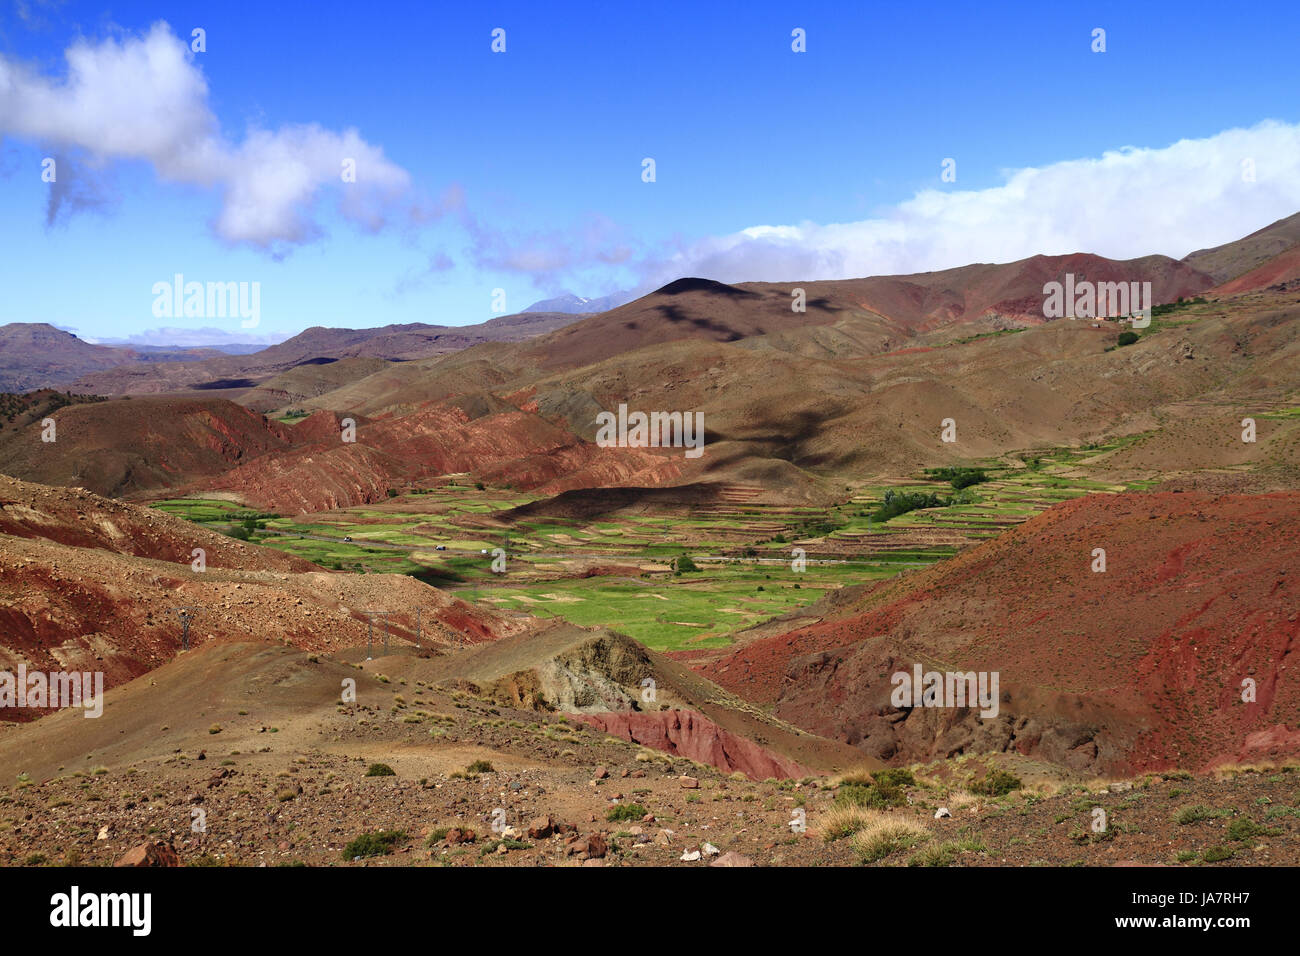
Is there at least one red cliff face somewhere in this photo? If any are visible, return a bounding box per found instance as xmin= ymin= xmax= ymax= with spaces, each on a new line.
xmin=204 ymin=403 xmax=686 ymax=513
xmin=575 ymin=709 xmax=813 ymax=780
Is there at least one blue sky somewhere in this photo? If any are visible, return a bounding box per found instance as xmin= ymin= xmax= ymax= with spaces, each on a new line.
xmin=2 ymin=0 xmax=1299 ymax=344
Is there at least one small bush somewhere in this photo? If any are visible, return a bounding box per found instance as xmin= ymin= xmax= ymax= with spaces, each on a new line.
xmin=835 ymin=783 xmax=893 ymax=810
xmin=365 ymin=763 xmax=396 ymax=777
xmin=1174 ymin=804 xmax=1231 ymax=825
xmin=1226 ymin=818 xmax=1280 ymax=842
xmin=1202 ymin=845 xmax=1233 ymax=863
xmin=872 ymin=768 xmax=916 ymax=789
xmin=465 ymin=760 xmax=494 ymax=774
xmin=968 ymin=768 xmax=1022 ymax=797
xmin=849 ymin=814 xmax=928 ymax=863
xmin=480 ymin=838 xmax=531 ymax=856
xmin=1117 ymin=330 xmax=1140 ymax=347
xmin=341 ymin=830 xmax=405 ymax=859
xmin=820 ymin=804 xmax=877 ymax=842
xmin=606 ymin=802 xmax=647 ymax=822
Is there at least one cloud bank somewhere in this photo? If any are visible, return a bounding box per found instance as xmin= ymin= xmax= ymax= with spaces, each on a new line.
xmin=0 ymin=21 xmax=419 ymax=247
xmin=642 ymin=121 xmax=1300 ymax=285
xmin=84 ymin=326 xmax=292 ymax=348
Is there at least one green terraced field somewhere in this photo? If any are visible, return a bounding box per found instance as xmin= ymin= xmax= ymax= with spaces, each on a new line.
xmin=466 ymin=565 xmax=866 ymax=651
xmin=150 ymin=443 xmax=1152 ymax=652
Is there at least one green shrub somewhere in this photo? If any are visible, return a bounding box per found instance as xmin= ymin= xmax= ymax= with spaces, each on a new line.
xmin=835 ymin=783 xmax=892 ymax=809
xmin=465 ymin=760 xmax=495 ymax=774
xmin=968 ymin=768 xmax=1022 ymax=797
xmin=341 ymin=830 xmax=406 ymax=859
xmin=872 ymin=768 xmax=916 ymax=789
xmin=835 ymin=773 xmax=912 ymax=810
xmin=606 ymin=802 xmax=647 ymax=822
xmin=870 ymin=489 xmax=947 ymax=523
xmin=365 ymin=763 xmax=396 ymax=777
xmin=1174 ymin=804 xmax=1231 ymax=825
xmin=923 ymin=467 xmax=989 ymax=490
xmin=1117 ymin=330 xmax=1139 ymax=347
xmin=1226 ymin=818 xmax=1280 ymax=842
xmin=479 ymin=839 xmax=531 ymax=856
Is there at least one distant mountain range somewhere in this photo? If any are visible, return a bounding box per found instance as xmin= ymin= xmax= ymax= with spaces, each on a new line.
xmin=5 ymin=214 xmax=1300 ymax=397
xmin=0 ymin=291 xmax=635 ymax=394
xmin=0 ymin=310 xmax=584 ymax=395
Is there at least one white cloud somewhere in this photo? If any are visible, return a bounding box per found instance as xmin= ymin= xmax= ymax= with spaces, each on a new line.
xmin=0 ymin=22 xmax=418 ymax=248
xmin=643 ymin=121 xmax=1300 ymax=285
xmin=86 ymin=326 xmax=291 ymax=348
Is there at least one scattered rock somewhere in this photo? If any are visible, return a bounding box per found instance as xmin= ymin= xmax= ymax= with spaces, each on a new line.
xmin=527 ymin=815 xmax=555 ymax=840
xmin=115 ymin=842 xmax=180 ymax=867
xmin=710 ymin=851 xmax=754 ymax=867
xmin=934 ymin=807 xmax=951 ymax=819
xmin=566 ymin=832 xmax=607 ymax=859
xmin=679 ymin=776 xmax=699 ymax=789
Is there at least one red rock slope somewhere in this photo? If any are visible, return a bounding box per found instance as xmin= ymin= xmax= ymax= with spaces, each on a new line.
xmin=697 ymin=492 xmax=1300 ymax=775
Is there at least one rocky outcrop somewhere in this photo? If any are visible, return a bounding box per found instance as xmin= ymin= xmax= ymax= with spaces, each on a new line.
xmin=575 ymin=709 xmax=813 ymax=780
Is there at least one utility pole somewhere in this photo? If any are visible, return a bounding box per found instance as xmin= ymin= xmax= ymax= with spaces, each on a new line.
xmin=364 ymin=610 xmax=394 ymax=660
xmin=174 ymin=607 xmax=196 ymax=651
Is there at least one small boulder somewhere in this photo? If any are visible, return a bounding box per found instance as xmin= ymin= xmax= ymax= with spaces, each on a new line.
xmin=115 ymin=842 xmax=180 ymax=867
xmin=566 ymin=833 xmax=607 ymax=860
xmin=710 ymin=851 xmax=754 ymax=867
xmin=526 ymin=815 xmax=555 ymax=840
